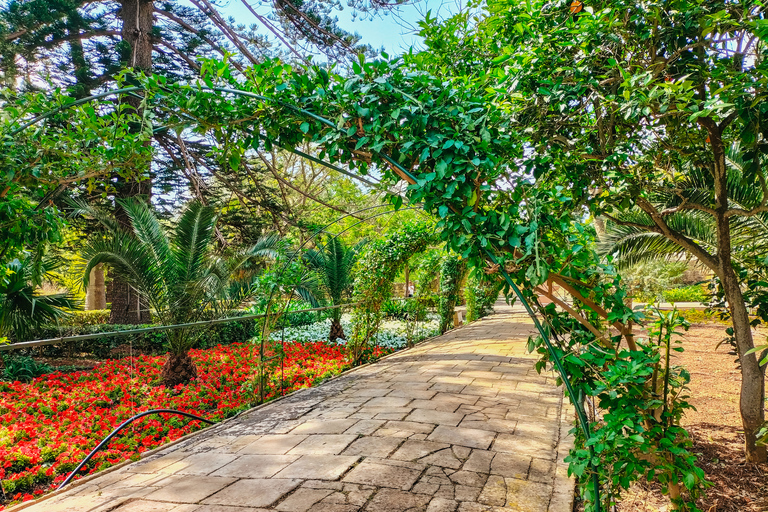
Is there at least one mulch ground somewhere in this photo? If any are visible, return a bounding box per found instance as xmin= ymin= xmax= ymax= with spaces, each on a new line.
xmin=616 ymin=322 xmax=767 ymax=512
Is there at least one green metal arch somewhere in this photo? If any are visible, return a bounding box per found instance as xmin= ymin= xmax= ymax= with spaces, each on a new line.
xmin=8 ymin=84 xmax=601 ymax=510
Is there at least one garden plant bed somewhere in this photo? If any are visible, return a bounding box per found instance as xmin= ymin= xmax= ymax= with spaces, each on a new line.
xmin=616 ymin=323 xmax=767 ymax=512
xmin=0 ymin=340 xmax=388 ymax=510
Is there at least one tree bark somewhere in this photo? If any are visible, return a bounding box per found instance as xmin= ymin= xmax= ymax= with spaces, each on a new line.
xmin=329 ymin=318 xmax=345 ymax=342
xmin=718 ymin=248 xmax=767 ymax=462
xmin=404 ymin=262 xmax=410 ymax=298
xmin=109 ymin=0 xmax=154 ymax=325
xmin=161 ymin=350 xmax=198 ymax=387
xmin=706 ymin=118 xmax=767 ymax=463
xmin=85 ymin=264 xmax=106 ymax=310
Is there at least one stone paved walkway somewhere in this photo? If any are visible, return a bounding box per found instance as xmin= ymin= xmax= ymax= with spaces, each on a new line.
xmin=20 ymin=304 xmax=574 ymax=512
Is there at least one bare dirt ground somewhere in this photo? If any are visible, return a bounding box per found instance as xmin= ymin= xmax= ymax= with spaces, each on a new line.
xmin=618 ymin=323 xmax=767 ymax=512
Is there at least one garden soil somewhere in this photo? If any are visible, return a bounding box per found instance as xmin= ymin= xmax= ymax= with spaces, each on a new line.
xmin=616 ymin=323 xmax=767 ymax=512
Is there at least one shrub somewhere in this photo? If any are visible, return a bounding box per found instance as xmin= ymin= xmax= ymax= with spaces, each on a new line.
xmin=625 ymin=261 xmax=688 ymax=302
xmin=465 ymin=273 xmax=503 ymax=322
xmin=56 ymin=309 xmax=166 ymax=327
xmin=675 ymin=309 xmax=727 ymax=324
xmin=57 ymin=310 xmax=111 ymax=326
xmin=382 ymin=300 xmax=408 ymax=319
xmin=662 ymin=285 xmax=707 ymax=303
xmin=281 ymin=308 xmax=325 ymax=328
xmin=246 ymin=300 xmax=329 ymax=329
xmin=2 ymin=356 xmax=53 ymax=382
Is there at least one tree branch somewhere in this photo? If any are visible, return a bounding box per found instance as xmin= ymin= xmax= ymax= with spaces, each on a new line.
xmin=724 ymin=204 xmax=768 ymax=218
xmin=38 ymin=30 xmax=121 ymax=48
xmin=636 ymin=196 xmax=720 ymax=269
xmin=155 ymin=8 xmax=244 ymax=73
xmin=603 ymin=212 xmax=660 ymax=232
xmin=257 ymin=152 xmax=361 ymax=218
xmin=547 ymin=273 xmax=638 ymax=351
xmin=154 ymin=39 xmax=201 ymax=71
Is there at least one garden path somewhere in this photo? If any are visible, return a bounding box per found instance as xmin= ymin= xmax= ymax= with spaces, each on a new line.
xmin=21 ymin=302 xmax=575 ymax=512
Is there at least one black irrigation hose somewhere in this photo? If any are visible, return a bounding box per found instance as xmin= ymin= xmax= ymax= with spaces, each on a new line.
xmin=57 ymin=409 xmax=214 ymax=491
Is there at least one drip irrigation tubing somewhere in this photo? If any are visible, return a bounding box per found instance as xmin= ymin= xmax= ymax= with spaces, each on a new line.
xmin=57 ymin=409 xmax=214 ymax=491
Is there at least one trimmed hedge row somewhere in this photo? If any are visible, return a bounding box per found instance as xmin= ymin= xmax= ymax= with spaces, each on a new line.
xmin=16 ymin=305 xmax=331 ymax=359
xmin=24 ymin=319 xmax=259 ymax=359
xmin=58 ymin=310 xmax=112 ymax=326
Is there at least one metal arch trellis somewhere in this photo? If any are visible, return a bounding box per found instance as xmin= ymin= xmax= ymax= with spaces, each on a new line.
xmin=9 ymin=84 xmax=602 ymax=510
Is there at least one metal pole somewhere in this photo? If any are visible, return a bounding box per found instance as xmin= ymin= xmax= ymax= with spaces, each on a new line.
xmin=485 ymin=251 xmax=601 ymax=512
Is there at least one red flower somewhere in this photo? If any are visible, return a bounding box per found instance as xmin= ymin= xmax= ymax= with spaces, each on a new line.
xmin=0 ymin=340 xmax=353 ymax=509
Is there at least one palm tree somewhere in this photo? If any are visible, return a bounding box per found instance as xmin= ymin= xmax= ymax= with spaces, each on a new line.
xmin=0 ymin=257 xmax=77 ymax=341
xmin=79 ymin=199 xmax=279 ymax=386
xmin=303 ymin=236 xmax=365 ymax=342
xmin=599 ymin=147 xmax=768 ymax=267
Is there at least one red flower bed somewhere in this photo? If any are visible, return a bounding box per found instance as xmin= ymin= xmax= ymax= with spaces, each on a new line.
xmin=0 ymin=340 xmax=388 ymax=509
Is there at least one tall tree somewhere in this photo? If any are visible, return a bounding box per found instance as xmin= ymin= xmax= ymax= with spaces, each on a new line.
xmin=0 ymin=0 xmax=382 ymax=322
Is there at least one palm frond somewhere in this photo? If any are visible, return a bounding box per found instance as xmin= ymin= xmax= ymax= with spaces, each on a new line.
xmin=246 ymin=233 xmax=282 ymax=259
xmin=303 ymin=236 xmax=363 ymax=306
xmin=67 ymin=198 xmax=122 ymax=234
xmin=118 ymin=198 xmax=174 ymax=276
xmin=172 ymin=202 xmax=217 ymax=286
xmin=292 ymin=273 xmax=322 ymax=308
xmin=227 ymin=233 xmax=282 ymax=275
xmin=599 ymin=209 xmax=718 ymax=268
xmin=0 ymin=259 xmax=78 ymax=340
xmin=81 ymin=232 xmax=167 ymax=315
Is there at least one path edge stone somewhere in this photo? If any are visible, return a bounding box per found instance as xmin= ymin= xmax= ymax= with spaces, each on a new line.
xmin=549 ymin=395 xmax=576 ymax=512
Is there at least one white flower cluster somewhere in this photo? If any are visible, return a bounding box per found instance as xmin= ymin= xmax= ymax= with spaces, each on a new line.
xmin=269 ymin=313 xmax=441 ymax=349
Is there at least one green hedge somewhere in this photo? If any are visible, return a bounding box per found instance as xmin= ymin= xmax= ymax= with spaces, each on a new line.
xmin=59 ymin=310 xmax=111 ymax=326
xmin=381 ymin=299 xmax=429 ymax=320
xmin=635 ymin=284 xmax=707 ymax=303
xmin=662 ymin=285 xmax=707 ymax=303
xmin=22 ymin=319 xmax=258 ymax=359
xmin=15 ymin=303 xmax=328 ymax=359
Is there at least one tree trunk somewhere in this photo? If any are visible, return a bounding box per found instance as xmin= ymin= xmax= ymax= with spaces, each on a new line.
xmin=109 ymin=0 xmax=154 ymax=324
xmin=720 ymin=266 xmax=767 ymax=463
xmin=404 ymin=262 xmax=410 ymax=297
xmin=708 ymin=119 xmax=766 ymax=463
xmin=593 ymin=216 xmax=606 ymax=240
xmin=329 ymin=318 xmax=346 ymax=342
xmin=161 ymin=351 xmax=198 ymax=387
xmin=85 ymin=264 xmax=106 ymax=310
xmin=121 ymin=0 xmax=154 ymax=72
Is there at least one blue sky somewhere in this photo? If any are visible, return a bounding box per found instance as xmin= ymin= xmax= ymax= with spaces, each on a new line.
xmin=213 ymin=0 xmax=458 ymax=55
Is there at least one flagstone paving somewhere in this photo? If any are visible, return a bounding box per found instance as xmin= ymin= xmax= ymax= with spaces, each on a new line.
xmin=19 ymin=303 xmax=575 ymax=512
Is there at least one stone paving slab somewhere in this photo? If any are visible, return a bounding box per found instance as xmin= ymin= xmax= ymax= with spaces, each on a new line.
xmin=19 ymin=302 xmax=575 ymax=512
